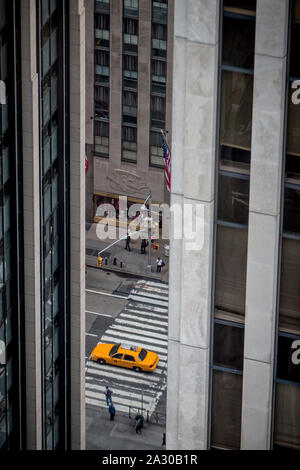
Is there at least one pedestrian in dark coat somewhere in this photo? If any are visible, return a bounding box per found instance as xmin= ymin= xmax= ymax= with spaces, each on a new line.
xmin=109 ymin=403 xmax=116 ymax=421
xmin=141 ymin=238 xmax=147 ymax=254
xmin=135 ymin=415 xmax=143 ymax=434
xmin=125 ymin=234 xmax=131 ymax=251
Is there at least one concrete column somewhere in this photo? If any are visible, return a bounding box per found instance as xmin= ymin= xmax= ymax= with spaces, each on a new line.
xmin=137 ymin=0 xmax=151 ymax=173
xmin=21 ymin=0 xmax=42 ymax=450
xmin=110 ymin=0 xmax=123 ymax=167
xmin=167 ymin=0 xmax=220 ymax=450
xmin=241 ymin=0 xmax=289 ymax=450
xmin=85 ymin=0 xmax=95 ymax=222
xmin=69 ymin=0 xmax=86 ymax=450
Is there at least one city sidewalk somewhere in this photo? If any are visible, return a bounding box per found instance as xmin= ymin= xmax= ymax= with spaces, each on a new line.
xmin=86 ymin=403 xmax=165 ymax=450
xmin=85 ymin=223 xmax=169 ymax=283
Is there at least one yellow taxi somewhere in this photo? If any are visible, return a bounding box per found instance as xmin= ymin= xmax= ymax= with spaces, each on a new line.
xmin=90 ymin=343 xmax=159 ymax=372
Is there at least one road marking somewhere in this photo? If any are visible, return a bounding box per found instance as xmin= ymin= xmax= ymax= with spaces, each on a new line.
xmin=86 ymin=333 xmax=98 ymax=338
xmin=102 ymin=329 xmax=168 ymax=348
xmin=129 ymin=294 xmax=168 ymax=307
xmin=86 ymin=310 xmax=113 ymax=318
xmin=86 ymin=397 xmax=131 ymax=415
xmin=85 ymin=382 xmax=155 ymax=402
xmin=131 ymin=289 xmax=169 ymax=302
xmin=115 ymin=318 xmax=167 ymax=333
xmin=127 ymin=302 xmax=167 ymax=314
xmin=86 ymin=289 xmax=128 ymax=300
xmin=86 ymin=363 xmax=162 ymax=384
xmin=100 ymin=334 xmax=168 ymax=357
xmin=123 ymin=308 xmax=168 ymax=322
xmin=120 ymin=313 xmax=168 ymax=327
xmin=138 ymin=280 xmax=169 ymax=290
xmin=109 ymin=324 xmax=168 ymax=342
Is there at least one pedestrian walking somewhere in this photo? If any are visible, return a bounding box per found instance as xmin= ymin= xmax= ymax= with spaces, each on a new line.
xmin=125 ymin=234 xmax=131 ymax=251
xmin=141 ymin=238 xmax=147 ymax=254
xmin=135 ymin=415 xmax=144 ymax=434
xmin=161 ymin=433 xmax=166 ymax=450
xmin=156 ymin=257 xmax=164 ymax=273
xmin=109 ymin=402 xmax=116 ymax=421
xmin=105 ymin=386 xmax=113 ymax=406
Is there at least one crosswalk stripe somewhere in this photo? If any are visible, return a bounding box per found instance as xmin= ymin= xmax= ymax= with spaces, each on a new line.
xmin=131 ymin=289 xmax=169 ymax=302
xmin=108 ymin=324 xmax=168 ymax=341
xmin=139 ymin=280 xmax=169 ymax=290
xmin=86 ymin=397 xmax=130 ymax=414
xmin=128 ymin=295 xmax=168 ymax=307
xmin=101 ymin=330 xmax=168 ymax=348
xmin=115 ymin=318 xmax=167 ymax=333
xmin=127 ymin=302 xmax=168 ymax=314
xmin=86 ymin=390 xmax=149 ymax=410
xmin=124 ymin=308 xmax=168 ymax=321
xmin=86 ymin=363 xmax=162 ymax=385
xmin=139 ymin=285 xmax=169 ymax=296
xmin=130 ymin=290 xmax=168 ymax=301
xmin=85 ymin=383 xmax=155 ymax=402
xmin=100 ymin=336 xmax=168 ymax=357
xmin=120 ymin=313 xmax=168 ymax=327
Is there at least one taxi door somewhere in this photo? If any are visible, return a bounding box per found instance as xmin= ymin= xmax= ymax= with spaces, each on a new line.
xmin=110 ymin=353 xmax=124 ymax=366
xmin=122 ymin=354 xmax=136 ymax=369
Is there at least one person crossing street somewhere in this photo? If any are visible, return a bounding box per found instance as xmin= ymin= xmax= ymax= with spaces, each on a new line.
xmin=105 ymin=386 xmax=113 ymax=406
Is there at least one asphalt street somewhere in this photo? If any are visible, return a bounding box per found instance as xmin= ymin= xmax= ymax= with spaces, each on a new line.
xmin=85 ymin=267 xmax=168 ymax=450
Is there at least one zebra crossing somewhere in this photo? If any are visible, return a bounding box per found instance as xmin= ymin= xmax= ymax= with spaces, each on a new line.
xmin=85 ymin=279 xmax=169 ymax=416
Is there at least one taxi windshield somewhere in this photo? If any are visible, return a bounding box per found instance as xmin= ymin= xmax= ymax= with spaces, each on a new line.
xmin=109 ymin=344 xmax=120 ymax=357
xmin=138 ymin=349 xmax=147 ymax=361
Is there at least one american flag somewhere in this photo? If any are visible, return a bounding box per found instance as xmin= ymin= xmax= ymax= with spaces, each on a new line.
xmin=162 ymin=135 xmax=171 ymax=192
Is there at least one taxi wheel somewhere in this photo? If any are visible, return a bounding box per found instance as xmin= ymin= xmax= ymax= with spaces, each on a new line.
xmin=133 ymin=366 xmax=142 ymax=372
xmin=97 ymin=358 xmax=106 ymax=365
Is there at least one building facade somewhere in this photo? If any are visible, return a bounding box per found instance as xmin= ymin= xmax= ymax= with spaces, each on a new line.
xmin=167 ymin=0 xmax=300 ymax=450
xmin=85 ymin=0 xmax=174 ymax=222
xmin=0 ymin=0 xmax=85 ymax=450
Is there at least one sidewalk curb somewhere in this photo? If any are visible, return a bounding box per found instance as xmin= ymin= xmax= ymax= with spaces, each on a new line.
xmin=86 ymin=263 xmax=169 ymax=284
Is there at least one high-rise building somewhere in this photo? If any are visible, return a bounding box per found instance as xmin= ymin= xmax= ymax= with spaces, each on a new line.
xmin=85 ymin=0 xmax=174 ymax=222
xmin=167 ymin=0 xmax=300 ymax=450
xmin=0 ymin=0 xmax=85 ymax=450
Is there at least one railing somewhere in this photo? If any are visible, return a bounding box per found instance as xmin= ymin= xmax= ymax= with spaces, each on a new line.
xmin=128 ymin=406 xmax=166 ymax=426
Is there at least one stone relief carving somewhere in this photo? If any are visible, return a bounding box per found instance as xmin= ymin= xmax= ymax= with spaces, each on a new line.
xmin=107 ymin=169 xmax=149 ymax=195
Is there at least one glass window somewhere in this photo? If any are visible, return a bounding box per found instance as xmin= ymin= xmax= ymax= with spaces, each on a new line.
xmin=44 ymin=186 xmax=51 ymax=221
xmin=218 ymin=173 xmax=249 ymax=225
xmin=0 ymin=414 xmax=6 ymax=449
xmin=286 ymin=86 xmax=300 ymax=162
xmin=215 ymin=225 xmax=248 ymax=317
xmin=95 ymin=86 xmax=109 ymax=119
xmin=123 ymin=355 xmax=135 ymax=362
xmin=150 ymin=131 xmax=164 ymax=167
xmin=220 ymin=70 xmax=253 ymax=151
xmin=222 ymin=14 xmax=255 ymax=70
xmin=274 ymin=382 xmax=300 ymax=449
xmin=213 ymin=323 xmax=244 ymax=371
xmin=290 ymin=24 xmax=300 ymax=79
xmin=277 ymin=335 xmax=300 ymax=384
xmin=223 ymin=0 xmax=257 ymax=15
xmin=122 ymin=126 xmax=137 ymax=162
xmin=211 ymin=370 xmax=243 ymax=450
xmin=279 ymin=237 xmax=300 ymax=333
xmin=283 ymin=186 xmax=300 ymax=235
xmin=220 ymin=145 xmax=250 ymax=173
xmin=43 ymin=137 xmax=51 ymax=175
